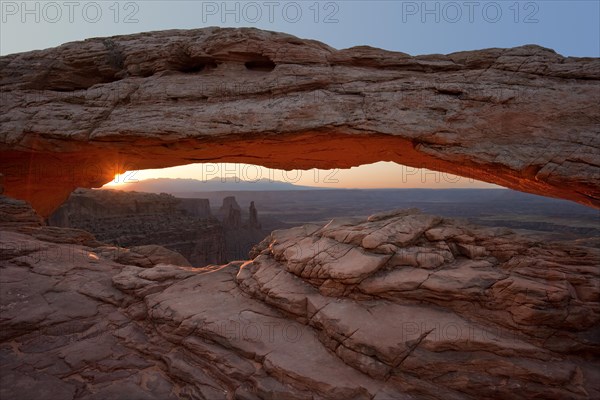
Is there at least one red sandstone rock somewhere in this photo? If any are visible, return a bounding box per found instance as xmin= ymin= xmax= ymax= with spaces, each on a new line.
xmin=1 ymin=28 xmax=599 ymax=216
xmin=1 ymin=197 xmax=598 ymax=399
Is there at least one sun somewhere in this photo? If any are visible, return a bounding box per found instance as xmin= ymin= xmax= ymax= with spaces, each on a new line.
xmin=103 ymin=174 xmax=126 ymax=187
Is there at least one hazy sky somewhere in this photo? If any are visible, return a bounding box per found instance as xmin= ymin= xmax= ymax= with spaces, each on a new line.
xmin=3 ymin=1 xmax=598 ymax=189
xmin=103 ymin=162 xmax=498 ymax=189
xmin=2 ymin=1 xmax=598 ymax=56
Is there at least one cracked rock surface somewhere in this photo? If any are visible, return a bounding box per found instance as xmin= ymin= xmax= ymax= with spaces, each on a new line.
xmin=1 ymin=27 xmax=599 ymax=215
xmin=1 ymin=197 xmax=598 ymax=399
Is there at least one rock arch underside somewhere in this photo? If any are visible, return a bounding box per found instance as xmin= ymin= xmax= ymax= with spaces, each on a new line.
xmin=1 ymin=27 xmax=600 ymax=216
xmin=0 ymin=28 xmax=599 ymax=400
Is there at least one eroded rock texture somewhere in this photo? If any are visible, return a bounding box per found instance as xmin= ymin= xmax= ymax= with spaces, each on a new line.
xmin=1 ymin=196 xmax=598 ymax=399
xmin=49 ymin=188 xmax=225 ymax=266
xmin=1 ymin=27 xmax=599 ymax=216
xmin=216 ymin=196 xmax=268 ymax=262
xmin=48 ymin=189 xmax=268 ymax=265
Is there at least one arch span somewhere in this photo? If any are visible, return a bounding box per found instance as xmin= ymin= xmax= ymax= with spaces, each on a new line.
xmin=1 ymin=28 xmax=599 ymax=215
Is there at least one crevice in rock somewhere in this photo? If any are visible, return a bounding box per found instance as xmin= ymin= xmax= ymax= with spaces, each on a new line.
xmin=178 ymin=57 xmax=219 ymax=73
xmin=244 ymin=55 xmax=276 ymax=72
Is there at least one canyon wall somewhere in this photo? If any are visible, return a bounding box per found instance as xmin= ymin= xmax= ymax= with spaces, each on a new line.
xmin=49 ymin=189 xmax=225 ymax=266
xmin=1 ymin=27 xmax=599 ymax=400
xmin=217 ymin=196 xmax=267 ymax=261
xmin=1 ymin=27 xmax=599 ymax=216
xmin=1 ymin=196 xmax=598 ymax=399
xmin=48 ymin=189 xmax=267 ymax=266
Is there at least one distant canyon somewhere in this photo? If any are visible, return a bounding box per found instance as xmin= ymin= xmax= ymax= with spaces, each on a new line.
xmin=48 ymin=188 xmax=267 ymax=266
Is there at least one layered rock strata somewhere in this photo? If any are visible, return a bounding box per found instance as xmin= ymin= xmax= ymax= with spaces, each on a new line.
xmin=1 ymin=27 xmax=599 ymax=215
xmin=49 ymin=188 xmax=225 ymax=266
xmin=1 ymin=197 xmax=598 ymax=399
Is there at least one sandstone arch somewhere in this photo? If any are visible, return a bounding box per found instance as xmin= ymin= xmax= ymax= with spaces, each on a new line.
xmin=1 ymin=27 xmax=599 ymax=216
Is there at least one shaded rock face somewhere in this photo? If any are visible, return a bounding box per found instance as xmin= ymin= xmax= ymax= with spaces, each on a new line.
xmin=48 ymin=189 xmax=268 ymax=265
xmin=219 ymin=196 xmax=241 ymax=215
xmin=1 ymin=27 xmax=599 ymax=216
xmin=0 ymin=195 xmax=44 ymax=228
xmin=48 ymin=188 xmax=225 ymax=266
xmin=99 ymin=244 xmax=193 ymax=269
xmin=217 ymin=196 xmax=269 ymax=262
xmin=1 ymin=197 xmax=598 ymax=400
xmin=248 ymin=201 xmax=260 ymax=229
xmin=219 ymin=196 xmax=242 ymax=229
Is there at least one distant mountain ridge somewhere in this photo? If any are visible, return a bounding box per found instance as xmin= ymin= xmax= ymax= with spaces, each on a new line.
xmin=104 ymin=177 xmax=324 ymax=193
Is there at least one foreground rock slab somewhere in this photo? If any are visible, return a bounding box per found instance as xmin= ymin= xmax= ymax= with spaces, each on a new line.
xmin=1 ymin=197 xmax=598 ymax=399
xmin=241 ymin=209 xmax=600 ymax=398
xmin=1 ymin=27 xmax=599 ymax=215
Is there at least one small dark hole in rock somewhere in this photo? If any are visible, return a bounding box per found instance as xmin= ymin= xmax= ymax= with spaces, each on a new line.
xmin=181 ymin=64 xmax=204 ymax=73
xmin=179 ymin=60 xmax=218 ymax=74
xmin=245 ymin=59 xmax=276 ymax=72
xmin=436 ymin=88 xmax=463 ymax=97
xmin=45 ymin=87 xmax=80 ymax=92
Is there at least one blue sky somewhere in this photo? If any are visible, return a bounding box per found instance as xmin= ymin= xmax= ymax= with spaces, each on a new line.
xmin=2 ymin=1 xmax=598 ymax=189
xmin=2 ymin=1 xmax=598 ymax=56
